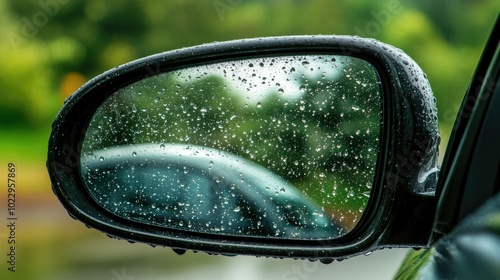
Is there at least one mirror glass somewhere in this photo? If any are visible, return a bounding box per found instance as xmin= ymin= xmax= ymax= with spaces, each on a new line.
xmin=80 ymin=55 xmax=382 ymax=239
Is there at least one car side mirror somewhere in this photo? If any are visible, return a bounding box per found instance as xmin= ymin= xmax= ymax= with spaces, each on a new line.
xmin=47 ymin=36 xmax=440 ymax=262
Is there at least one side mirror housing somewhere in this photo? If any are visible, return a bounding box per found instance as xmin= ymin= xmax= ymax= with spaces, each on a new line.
xmin=47 ymin=36 xmax=439 ymax=262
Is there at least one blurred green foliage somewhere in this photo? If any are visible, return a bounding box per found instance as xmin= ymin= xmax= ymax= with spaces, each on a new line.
xmin=1 ymin=0 xmax=498 ymax=141
xmin=0 ymin=1 xmax=498 ymax=279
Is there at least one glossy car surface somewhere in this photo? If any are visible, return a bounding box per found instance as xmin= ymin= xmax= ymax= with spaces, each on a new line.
xmin=81 ymin=143 xmax=344 ymax=239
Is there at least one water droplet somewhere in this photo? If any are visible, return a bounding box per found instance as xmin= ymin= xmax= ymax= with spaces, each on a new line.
xmin=249 ymin=63 xmax=254 ymax=67
xmin=351 ymin=105 xmax=360 ymax=111
xmin=302 ymin=61 xmax=310 ymax=66
xmin=132 ymin=152 xmax=137 ymax=157
xmin=233 ymin=206 xmax=241 ymax=212
xmin=319 ymin=173 xmax=325 ymax=178
xmin=280 ymin=188 xmax=286 ymax=193
xmin=160 ymin=144 xmax=165 ymax=149
xmin=256 ymin=102 xmax=262 ymax=108
xmin=99 ymin=157 xmax=105 ymax=161
xmin=278 ymin=88 xmax=284 ymax=94
xmin=299 ymin=85 xmax=306 ymax=92
xmin=290 ymin=67 xmax=296 ymax=73
xmin=154 ymin=97 xmax=160 ymax=103
xmin=312 ymin=211 xmax=324 ymax=217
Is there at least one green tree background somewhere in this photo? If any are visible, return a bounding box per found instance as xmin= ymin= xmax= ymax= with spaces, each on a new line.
xmin=1 ymin=0 xmax=497 ymax=160
xmin=0 ymin=0 xmax=498 ymax=279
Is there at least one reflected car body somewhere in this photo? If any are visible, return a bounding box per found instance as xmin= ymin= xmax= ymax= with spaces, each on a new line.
xmin=81 ymin=143 xmax=344 ymax=239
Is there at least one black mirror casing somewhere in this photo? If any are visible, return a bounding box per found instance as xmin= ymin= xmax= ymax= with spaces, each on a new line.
xmin=47 ymin=36 xmax=439 ymax=261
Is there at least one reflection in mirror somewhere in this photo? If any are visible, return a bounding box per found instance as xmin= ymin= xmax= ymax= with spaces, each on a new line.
xmin=80 ymin=55 xmax=382 ymax=239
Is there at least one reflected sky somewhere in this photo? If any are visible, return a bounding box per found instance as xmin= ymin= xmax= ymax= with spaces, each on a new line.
xmin=176 ymin=55 xmax=348 ymax=103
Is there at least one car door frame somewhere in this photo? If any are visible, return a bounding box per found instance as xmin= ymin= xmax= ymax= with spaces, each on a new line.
xmin=432 ymin=15 xmax=500 ymax=240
